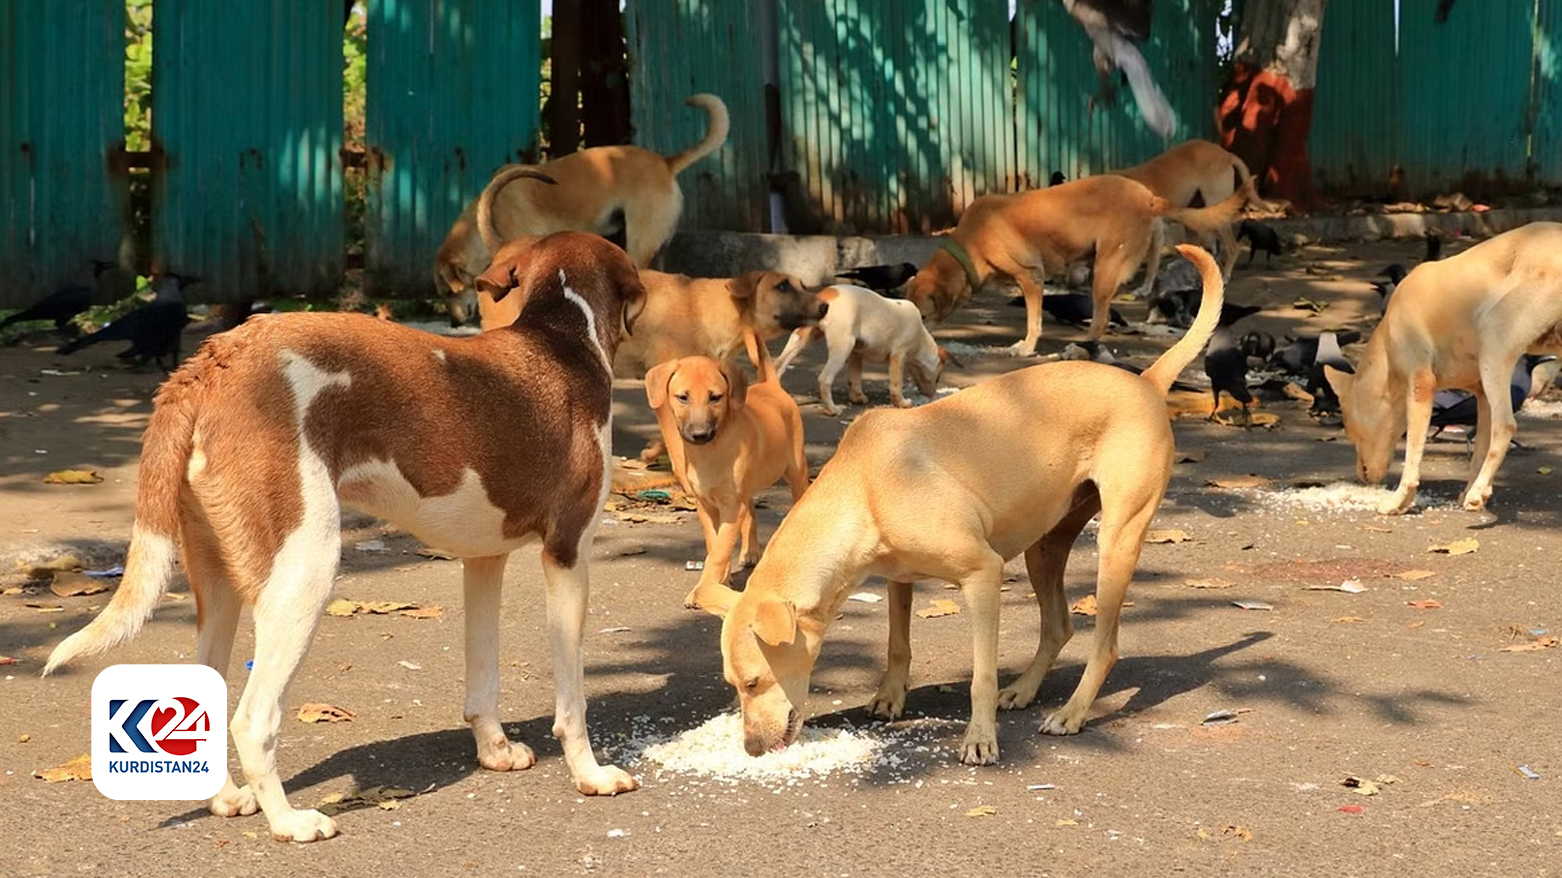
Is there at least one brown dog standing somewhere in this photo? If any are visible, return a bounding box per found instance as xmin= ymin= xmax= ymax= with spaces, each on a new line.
xmin=906 ymin=175 xmax=1247 ymax=354
xmin=698 ymin=244 xmax=1225 ymax=766
xmin=1115 ymin=140 xmax=1260 ymax=280
xmin=646 ymin=355 xmax=809 ymax=607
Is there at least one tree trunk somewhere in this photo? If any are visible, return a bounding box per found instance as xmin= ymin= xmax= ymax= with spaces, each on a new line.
xmin=545 ymin=1 xmax=582 ymax=156
xmin=579 ymin=0 xmax=631 ymax=146
xmin=1216 ymin=0 xmax=1327 ymax=211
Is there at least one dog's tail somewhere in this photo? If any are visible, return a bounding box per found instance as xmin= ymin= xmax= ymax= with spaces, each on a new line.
xmin=1230 ymin=154 xmax=1262 ymax=209
xmin=1161 ymin=187 xmax=1251 ymax=237
xmin=662 ymin=94 xmax=730 ymax=176
xmin=43 ymin=374 xmax=201 ymax=675
xmin=1140 ymin=244 xmax=1223 ymax=398
xmin=475 ymin=166 xmax=560 ymax=254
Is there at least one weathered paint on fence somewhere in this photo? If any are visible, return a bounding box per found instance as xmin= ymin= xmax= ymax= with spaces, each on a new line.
xmin=1015 ymin=0 xmax=1220 ymax=186
xmin=1312 ymin=0 xmax=1556 ymax=196
xmin=151 ymin=0 xmax=343 ymax=302
xmin=364 ymin=0 xmax=542 ymax=296
xmin=0 ymin=0 xmax=125 ymax=308
xmin=774 ymin=0 xmax=1017 ymax=235
xmin=625 ymin=0 xmax=769 ymax=233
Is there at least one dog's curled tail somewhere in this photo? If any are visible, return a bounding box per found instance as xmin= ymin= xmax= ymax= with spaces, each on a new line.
xmin=1231 ymin=155 xmax=1262 ymax=209
xmin=663 ymin=94 xmax=730 ymax=176
xmin=1140 ymin=244 xmax=1223 ymax=398
xmin=1161 ymin=187 xmax=1250 ymax=236
xmin=42 ymin=377 xmax=200 ymax=675
xmin=475 ymin=166 xmax=561 ymax=254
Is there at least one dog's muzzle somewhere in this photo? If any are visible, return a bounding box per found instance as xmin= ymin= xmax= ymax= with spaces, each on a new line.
xmin=680 ymin=427 xmax=715 ymax=445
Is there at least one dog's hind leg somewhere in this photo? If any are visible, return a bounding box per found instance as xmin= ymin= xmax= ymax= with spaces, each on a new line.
xmin=463 ymin=552 xmax=536 ymax=772
xmin=1462 ymin=359 xmax=1522 ymax=510
xmin=847 ymin=352 xmax=868 ymax=405
xmin=1215 ymin=224 xmax=1239 ymax=280
xmin=230 ymin=498 xmax=342 ymax=841
xmin=1041 ymin=485 xmax=1158 ymax=736
xmin=867 ymin=580 xmax=914 ymax=719
xmin=999 ymin=496 xmax=1100 ymax=711
xmin=185 ymin=517 xmax=257 ymax=820
xmin=815 ymin=341 xmax=851 ymax=415
xmin=539 ymin=546 xmax=638 ymax=796
xmin=1130 ymin=221 xmax=1166 ymax=302
xmin=773 ymin=326 xmax=817 ymax=376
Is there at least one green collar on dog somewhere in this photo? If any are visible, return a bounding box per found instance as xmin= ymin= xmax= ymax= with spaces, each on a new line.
xmin=938 ymin=238 xmax=982 ymax=292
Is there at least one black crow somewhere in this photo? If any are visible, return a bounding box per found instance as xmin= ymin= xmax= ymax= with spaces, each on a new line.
xmin=834 ymin=262 xmax=919 ymax=295
xmin=0 ymin=259 xmax=117 ymax=334
xmin=1307 ymin=330 xmax=1353 ymax=412
xmin=1060 ymin=0 xmax=1174 ymax=138
xmin=1146 ymin=255 xmax=1202 ymax=326
xmin=1429 ymin=355 xmax=1555 ymax=440
xmin=1237 ymin=220 xmax=1283 ymax=266
xmin=1240 ymin=330 xmax=1276 ymax=362
xmin=58 ymin=273 xmax=197 ymax=370
xmin=1372 ymin=262 xmax=1409 ymax=308
xmin=1423 ymin=229 xmax=1443 ymax=262
xmin=1048 ymin=170 xmax=1067 ymax=186
xmin=1039 ymin=293 xmax=1128 ymax=328
xmin=1203 ymin=325 xmax=1252 ymax=424
xmin=1270 ymin=330 xmax=1363 ymax=375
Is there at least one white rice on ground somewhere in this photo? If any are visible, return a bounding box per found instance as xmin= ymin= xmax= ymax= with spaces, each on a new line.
xmin=1245 ymin=481 xmax=1456 ymax=514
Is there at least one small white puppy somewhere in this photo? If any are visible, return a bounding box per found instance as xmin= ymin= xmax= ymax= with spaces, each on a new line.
xmin=774 ymin=283 xmax=955 ymax=415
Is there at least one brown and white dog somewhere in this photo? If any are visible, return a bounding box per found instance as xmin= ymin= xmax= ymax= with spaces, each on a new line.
xmin=646 ymin=355 xmax=810 ymax=606
xmin=905 ymin=175 xmax=1248 ymax=355
xmin=44 ymin=232 xmax=646 ymax=842
xmin=773 ymin=283 xmax=954 ymax=415
xmin=696 ymin=245 xmax=1225 ymax=765
xmin=1114 ymin=139 xmax=1260 ymax=280
xmin=1325 ymin=222 xmax=1562 ymax=514
xmin=434 ymin=93 xmax=729 ymax=318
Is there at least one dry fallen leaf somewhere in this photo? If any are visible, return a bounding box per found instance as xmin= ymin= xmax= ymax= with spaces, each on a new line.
xmin=916 ymin=599 xmax=962 ymax=619
xmin=297 ymin=703 xmax=356 ymax=724
xmin=42 ymin=469 xmax=103 ymax=485
xmin=316 ymin=785 xmax=416 ymax=816
xmin=49 ymin=571 xmax=108 ymax=597
xmin=1394 ymin=569 xmax=1437 ymax=581
xmin=1206 ymin=475 xmax=1272 ymax=489
xmin=1056 ymin=818 xmax=1078 ymax=827
xmin=1343 ymin=776 xmax=1380 ymax=796
xmin=1071 ymin=595 xmax=1098 ymax=616
xmin=965 ymin=805 xmax=997 ymax=817
xmin=1145 ymin=530 xmax=1191 ymax=544
xmin=1330 ymin=616 xmax=1367 ymax=624
xmin=1407 ymin=600 xmax=1444 ymax=610
xmin=35 ymin=754 xmax=92 ymax=782
xmin=24 ymin=602 xmax=65 ymax=613
xmin=1363 ymin=524 xmax=1394 ymax=534
xmin=325 ymin=599 xmax=418 ymax=617
xmin=1223 ymin=825 xmax=1253 ymax=841
xmin=1500 ymin=636 xmax=1558 ymax=653
xmin=19 ymin=555 xmax=82 ymax=578
xmin=1185 ymin=578 xmax=1235 ymax=589
xmin=1428 ymin=538 xmax=1478 ymax=556
xmin=398 ymin=606 xmax=443 ymax=620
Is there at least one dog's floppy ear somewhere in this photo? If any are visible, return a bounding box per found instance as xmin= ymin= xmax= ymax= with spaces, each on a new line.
xmin=689 ymin=582 xmax=739 ymax=618
xmin=1322 ymin=364 xmax=1354 ymax=402
xmin=475 ymin=261 xmax=520 ymax=302
xmin=938 ymin=345 xmax=963 ymax=369
xmin=728 ymin=271 xmax=762 ymax=301
xmin=750 ymin=598 xmax=798 ymax=647
xmin=719 ymin=359 xmax=749 ymax=411
xmin=612 ymin=261 xmax=649 ymax=336
xmin=645 ymin=359 xmax=679 ymax=410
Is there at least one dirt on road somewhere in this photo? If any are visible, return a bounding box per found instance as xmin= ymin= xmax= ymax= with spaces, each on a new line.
xmin=0 ymin=237 xmax=1557 ymax=877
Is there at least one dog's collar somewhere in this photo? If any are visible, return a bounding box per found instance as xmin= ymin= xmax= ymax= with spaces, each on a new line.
xmin=938 ymin=238 xmax=982 ymax=292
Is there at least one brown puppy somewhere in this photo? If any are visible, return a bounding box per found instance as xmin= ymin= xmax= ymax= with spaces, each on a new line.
xmin=905 ymin=175 xmax=1247 ymax=354
xmin=44 ymin=233 xmax=646 ymax=842
xmin=434 ymin=93 xmax=729 ymax=313
xmin=647 ymin=355 xmax=809 ymax=607
xmin=696 ymin=244 xmax=1224 ymax=766
xmin=1114 ymin=140 xmax=1260 ymax=280
xmin=1326 ymin=222 xmax=1562 ymax=514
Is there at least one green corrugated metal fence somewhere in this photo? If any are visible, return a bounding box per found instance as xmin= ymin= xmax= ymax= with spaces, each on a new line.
xmin=364 ymin=0 xmax=542 ymax=295
xmin=150 ymin=0 xmax=344 ymax=302
xmin=1312 ymin=0 xmax=1559 ymax=196
xmin=625 ymin=0 xmax=769 ymax=232
xmin=0 ymin=0 xmax=125 ymax=305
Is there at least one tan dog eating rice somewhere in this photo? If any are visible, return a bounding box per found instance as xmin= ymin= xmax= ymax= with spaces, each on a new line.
xmin=695 ymin=244 xmax=1226 ymax=764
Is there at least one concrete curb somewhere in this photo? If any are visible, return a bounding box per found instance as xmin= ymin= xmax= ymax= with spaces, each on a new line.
xmin=662 ymin=206 xmax=1562 ymax=284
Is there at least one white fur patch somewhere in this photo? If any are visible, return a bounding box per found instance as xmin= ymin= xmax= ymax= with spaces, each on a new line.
xmin=432 ymin=348 xmax=447 ymax=364
xmin=186 ymin=428 xmax=207 ymax=482
xmin=337 ymin=460 xmax=524 ymax=558
xmin=559 ymin=269 xmax=610 ymax=372
xmin=279 ymin=350 xmax=352 ymax=420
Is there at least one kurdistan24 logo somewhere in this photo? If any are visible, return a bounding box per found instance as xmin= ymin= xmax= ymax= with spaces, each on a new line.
xmin=107 ymin=696 xmax=210 ymax=756
xmin=91 ymin=664 xmax=227 ymax=800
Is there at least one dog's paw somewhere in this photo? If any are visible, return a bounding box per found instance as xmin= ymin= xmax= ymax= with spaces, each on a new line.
xmin=890 ymin=397 xmax=913 ymax=409
xmin=996 ymin=683 xmax=1038 ymax=711
xmin=209 ymin=783 xmax=259 ymax=817
xmin=849 ymin=390 xmax=869 ymax=405
xmin=1460 ymin=486 xmax=1491 ymax=511
xmin=819 ymin=403 xmax=840 ymax=417
xmin=1039 ymin=709 xmax=1086 ymax=736
xmin=866 ymin=685 xmax=907 ymax=720
xmin=267 ymin=808 xmax=338 ymax=843
xmin=1006 ymin=340 xmax=1039 ymax=358
xmin=959 ymin=731 xmax=1000 ymax=766
xmin=477 ymin=736 xmax=537 ymax=772
xmin=575 ymin=764 xmax=639 ymax=796
xmin=1375 ymin=491 xmax=1416 ymax=516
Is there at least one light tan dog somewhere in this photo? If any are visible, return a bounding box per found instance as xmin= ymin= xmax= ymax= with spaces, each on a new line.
xmin=434 ymin=93 xmax=729 ymax=314
xmin=905 ymin=175 xmax=1247 ymax=355
xmin=44 ymin=233 xmax=646 ymax=842
xmin=1114 ymin=139 xmax=1259 ymax=280
xmin=694 ymin=245 xmax=1224 ymax=764
xmin=773 ymin=283 xmax=955 ymax=415
xmin=1325 ymin=222 xmax=1562 ymax=514
xmin=647 ymin=355 xmax=809 ymax=607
